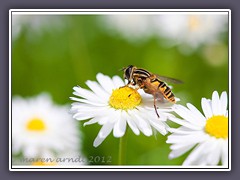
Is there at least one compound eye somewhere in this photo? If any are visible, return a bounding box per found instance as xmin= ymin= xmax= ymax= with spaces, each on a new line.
xmin=124 ymin=67 xmax=131 ymax=79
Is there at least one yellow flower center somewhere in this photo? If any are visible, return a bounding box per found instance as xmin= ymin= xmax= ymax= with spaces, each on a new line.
xmin=32 ymin=161 xmax=56 ymax=166
xmin=205 ymin=115 xmax=228 ymax=139
xmin=109 ymin=86 xmax=141 ymax=110
xmin=26 ymin=118 xmax=46 ymax=132
xmin=188 ymin=15 xmax=201 ymax=31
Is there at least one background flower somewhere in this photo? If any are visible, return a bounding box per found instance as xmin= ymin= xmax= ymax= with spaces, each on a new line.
xmin=167 ymin=91 xmax=228 ymax=166
xmin=153 ymin=14 xmax=228 ymax=50
xmin=12 ymin=14 xmax=64 ymax=39
xmin=100 ymin=13 xmax=228 ymax=55
xmin=100 ymin=15 xmax=154 ymax=43
xmin=12 ymin=93 xmax=84 ymax=166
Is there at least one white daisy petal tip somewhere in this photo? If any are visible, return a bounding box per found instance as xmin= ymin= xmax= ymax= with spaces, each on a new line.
xmin=168 ymin=153 xmax=175 ymax=160
xmin=212 ymin=91 xmax=219 ymax=98
xmin=69 ymin=97 xmax=76 ymax=101
xmin=166 ymin=127 xmax=174 ymax=133
xmin=73 ymin=86 xmax=80 ymax=90
xmin=93 ymin=138 xmax=102 ymax=148
xmin=171 ymin=104 xmax=183 ymax=111
xmin=175 ymin=97 xmax=181 ymax=102
xmin=96 ymin=72 xmax=105 ymax=79
xmin=113 ymin=127 xmax=126 ymax=138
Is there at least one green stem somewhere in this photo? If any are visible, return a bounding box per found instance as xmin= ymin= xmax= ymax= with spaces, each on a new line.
xmin=118 ymin=128 xmax=128 ymax=165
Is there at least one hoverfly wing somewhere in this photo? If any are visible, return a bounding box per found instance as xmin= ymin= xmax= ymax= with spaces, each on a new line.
xmin=156 ymin=74 xmax=183 ymax=84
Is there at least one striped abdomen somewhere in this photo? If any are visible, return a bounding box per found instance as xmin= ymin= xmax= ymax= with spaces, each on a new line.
xmin=157 ymin=80 xmax=176 ymax=103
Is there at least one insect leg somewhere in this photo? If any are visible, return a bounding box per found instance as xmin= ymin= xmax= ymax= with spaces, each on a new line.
xmin=154 ymin=96 xmax=160 ymax=118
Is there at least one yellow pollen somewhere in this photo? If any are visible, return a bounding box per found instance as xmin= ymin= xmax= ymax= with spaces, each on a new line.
xmin=109 ymin=86 xmax=141 ymax=110
xmin=188 ymin=15 xmax=201 ymax=31
xmin=205 ymin=115 xmax=228 ymax=139
xmin=26 ymin=118 xmax=46 ymax=132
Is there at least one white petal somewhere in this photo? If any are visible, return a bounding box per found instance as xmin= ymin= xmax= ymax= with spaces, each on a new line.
xmin=167 ymin=131 xmax=207 ymax=144
xmin=23 ymin=146 xmax=39 ymax=158
xmin=173 ymin=105 xmax=203 ymax=127
xmin=221 ymin=139 xmax=228 ymax=166
xmin=126 ymin=119 xmax=140 ymax=135
xmin=220 ymin=91 xmax=228 ymax=115
xmin=70 ymin=104 xmax=105 ymax=116
xmin=148 ymin=117 xmax=168 ymax=135
xmin=183 ymin=144 xmax=205 ymax=166
xmin=85 ymin=80 xmax=109 ymax=101
xmin=70 ymin=97 xmax=107 ymax=106
xmin=186 ymin=103 xmax=206 ymax=124
xmin=139 ymin=108 xmax=168 ymax=134
xmin=206 ymin=140 xmax=221 ymax=165
xmin=201 ymin=98 xmax=213 ymax=119
xmin=98 ymin=116 xmax=110 ymax=125
xmin=83 ymin=117 xmax=100 ymax=126
xmin=70 ymin=104 xmax=107 ymax=113
xmin=168 ymin=126 xmax=197 ymax=135
xmin=133 ymin=113 xmax=152 ymax=136
xmin=168 ymin=116 xmax=202 ymax=130
xmin=123 ymin=111 xmax=140 ymax=135
xmin=211 ymin=91 xmax=221 ymax=115
xmin=93 ymin=137 xmax=105 ymax=148
xmin=183 ymin=141 xmax=208 ymax=165
xmin=96 ymin=73 xmax=116 ymax=94
xmin=98 ymin=123 xmax=114 ymax=138
xmin=93 ymin=123 xmax=114 ymax=147
xmin=113 ymin=116 xmax=127 ymax=138
xmin=72 ymin=112 xmax=94 ymax=120
xmin=170 ymin=141 xmax=195 ymax=150
xmin=225 ymin=110 xmax=228 ymax=117
xmin=169 ymin=144 xmax=195 ymax=159
xmin=70 ymin=102 xmax=92 ymax=109
xmin=73 ymin=86 xmax=103 ymax=103
xmin=112 ymin=75 xmax=125 ymax=88
xmin=196 ymin=158 xmax=208 ymax=166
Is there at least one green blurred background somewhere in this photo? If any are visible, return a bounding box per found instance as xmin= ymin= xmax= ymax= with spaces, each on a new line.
xmin=12 ymin=14 xmax=229 ymax=165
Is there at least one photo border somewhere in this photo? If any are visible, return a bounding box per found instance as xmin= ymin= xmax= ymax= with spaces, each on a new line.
xmin=9 ymin=9 xmax=231 ymax=171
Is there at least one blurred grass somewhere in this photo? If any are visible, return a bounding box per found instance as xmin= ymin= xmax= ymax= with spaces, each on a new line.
xmin=12 ymin=15 xmax=229 ymax=165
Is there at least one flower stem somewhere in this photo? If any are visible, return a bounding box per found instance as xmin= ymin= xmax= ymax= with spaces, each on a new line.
xmin=118 ymin=128 xmax=128 ymax=165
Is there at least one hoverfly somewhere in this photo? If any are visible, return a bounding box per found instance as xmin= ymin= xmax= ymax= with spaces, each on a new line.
xmin=123 ymin=65 xmax=182 ymax=118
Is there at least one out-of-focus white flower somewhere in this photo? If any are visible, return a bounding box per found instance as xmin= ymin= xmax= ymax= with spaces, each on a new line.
xmin=12 ymin=15 xmax=64 ymax=39
xmin=100 ymin=14 xmax=228 ymax=51
xmin=12 ymin=93 xmax=80 ymax=160
xmin=100 ymin=15 xmax=154 ymax=42
xmin=154 ymin=14 xmax=228 ymax=51
xmin=70 ymin=73 xmax=177 ymax=147
xmin=167 ymin=91 xmax=228 ymax=166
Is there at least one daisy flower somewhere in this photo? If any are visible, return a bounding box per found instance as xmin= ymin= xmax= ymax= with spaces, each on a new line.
xmin=12 ymin=93 xmax=80 ymax=160
xmin=70 ymin=73 xmax=176 ymax=147
xmin=167 ymin=91 xmax=228 ymax=166
xmin=154 ymin=14 xmax=228 ymax=51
